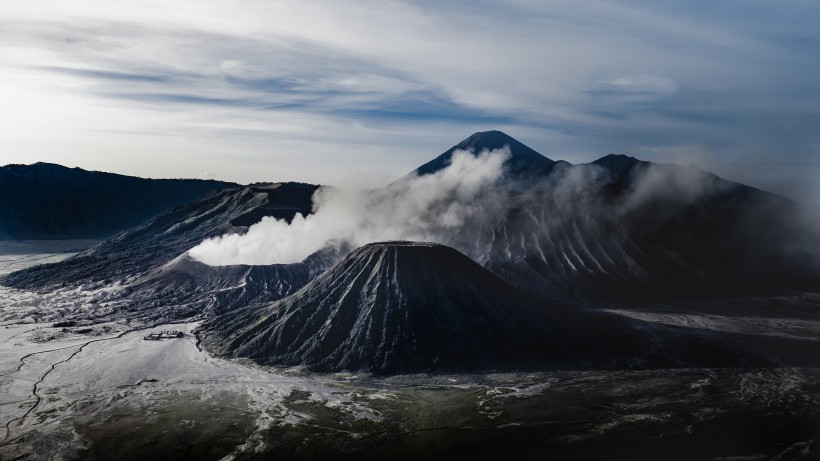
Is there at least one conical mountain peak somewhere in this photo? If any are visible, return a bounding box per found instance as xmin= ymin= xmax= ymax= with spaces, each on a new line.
xmin=456 ymin=130 xmax=527 ymax=151
xmin=414 ymin=130 xmax=554 ymax=176
xmin=202 ymin=241 xmax=563 ymax=372
xmin=592 ymin=154 xmax=643 ymax=171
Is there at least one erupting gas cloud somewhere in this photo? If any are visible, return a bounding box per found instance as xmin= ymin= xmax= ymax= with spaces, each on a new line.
xmin=189 ymin=148 xmax=510 ymax=265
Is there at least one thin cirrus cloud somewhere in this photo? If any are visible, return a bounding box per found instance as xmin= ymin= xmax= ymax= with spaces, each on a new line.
xmin=0 ymin=0 xmax=818 ymax=203
xmin=587 ymin=74 xmax=679 ymax=96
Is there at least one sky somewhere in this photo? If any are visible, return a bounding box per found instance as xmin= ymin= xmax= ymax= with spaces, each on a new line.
xmin=0 ymin=0 xmax=818 ymax=203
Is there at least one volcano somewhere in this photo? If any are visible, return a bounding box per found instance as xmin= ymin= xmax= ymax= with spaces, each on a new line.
xmin=413 ymin=130 xmax=555 ymax=176
xmin=201 ymin=241 xmax=595 ymax=372
xmin=5 ymin=132 xmax=818 ymax=305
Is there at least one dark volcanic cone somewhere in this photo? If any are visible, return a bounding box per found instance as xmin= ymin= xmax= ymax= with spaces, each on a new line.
xmin=413 ymin=130 xmax=554 ymax=177
xmin=201 ymin=241 xmax=600 ymax=373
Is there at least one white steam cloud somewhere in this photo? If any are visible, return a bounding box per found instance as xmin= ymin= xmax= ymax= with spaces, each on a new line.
xmin=188 ymin=148 xmax=510 ymax=266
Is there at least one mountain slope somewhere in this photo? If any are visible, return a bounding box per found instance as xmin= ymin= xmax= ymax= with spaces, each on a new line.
xmin=1 ymin=183 xmax=323 ymax=291
xmin=452 ymin=155 xmax=820 ymax=299
xmin=0 ymin=162 xmax=239 ymax=239
xmin=201 ymin=242 xmax=589 ymax=372
xmin=116 ymin=247 xmax=343 ymax=321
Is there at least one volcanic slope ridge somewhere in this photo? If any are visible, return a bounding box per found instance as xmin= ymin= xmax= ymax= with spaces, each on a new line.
xmin=119 ymin=246 xmax=345 ymax=321
xmin=404 ymin=132 xmax=820 ymax=300
xmin=1 ymin=182 xmax=322 ymax=291
xmin=454 ymin=154 xmax=820 ymax=300
xmin=200 ymin=241 xmax=653 ymax=373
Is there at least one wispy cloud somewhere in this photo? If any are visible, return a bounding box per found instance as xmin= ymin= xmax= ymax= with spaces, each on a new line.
xmin=0 ymin=1 xmax=818 ymax=202
xmin=587 ymin=74 xmax=678 ymax=96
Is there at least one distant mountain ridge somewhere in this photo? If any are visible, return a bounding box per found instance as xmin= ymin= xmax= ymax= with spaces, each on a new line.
xmin=4 ymin=132 xmax=819 ymax=303
xmin=0 ymin=162 xmax=239 ymax=239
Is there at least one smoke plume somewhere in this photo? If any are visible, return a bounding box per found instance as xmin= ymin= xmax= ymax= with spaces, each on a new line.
xmin=189 ymin=148 xmax=510 ymax=265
